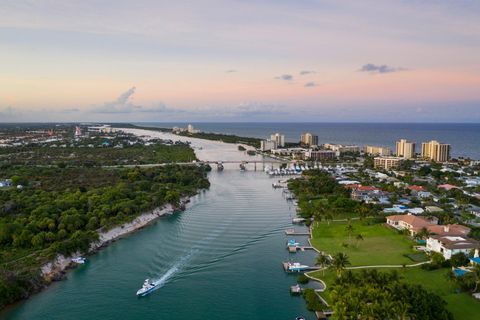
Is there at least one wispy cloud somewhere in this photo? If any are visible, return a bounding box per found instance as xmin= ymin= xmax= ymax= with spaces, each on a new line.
xmin=304 ymin=82 xmax=318 ymax=87
xmin=225 ymin=69 xmax=237 ymax=73
xmin=275 ymin=74 xmax=293 ymax=81
xmin=359 ymin=63 xmax=405 ymax=74
xmin=300 ymin=70 xmax=316 ymax=75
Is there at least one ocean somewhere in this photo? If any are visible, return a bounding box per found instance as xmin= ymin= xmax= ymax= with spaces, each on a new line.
xmin=137 ymin=122 xmax=480 ymax=159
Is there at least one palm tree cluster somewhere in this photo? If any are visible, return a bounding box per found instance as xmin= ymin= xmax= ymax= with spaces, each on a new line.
xmin=330 ymin=270 xmax=453 ymax=320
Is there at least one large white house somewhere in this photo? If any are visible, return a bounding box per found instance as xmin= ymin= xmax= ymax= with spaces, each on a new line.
xmin=426 ymin=235 xmax=480 ymax=260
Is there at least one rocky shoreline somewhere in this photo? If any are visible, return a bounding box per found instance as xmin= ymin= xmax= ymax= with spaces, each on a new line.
xmin=40 ymin=196 xmax=193 ymax=284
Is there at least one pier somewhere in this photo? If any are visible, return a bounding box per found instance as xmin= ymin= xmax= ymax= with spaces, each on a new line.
xmin=288 ymin=246 xmax=315 ymax=253
xmin=285 ymin=228 xmax=310 ymax=236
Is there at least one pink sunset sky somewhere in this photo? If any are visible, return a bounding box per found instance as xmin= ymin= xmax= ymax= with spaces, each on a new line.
xmin=1 ymin=0 xmax=479 ymax=122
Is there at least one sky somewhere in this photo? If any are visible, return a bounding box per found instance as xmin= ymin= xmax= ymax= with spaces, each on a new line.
xmin=1 ymin=0 xmax=480 ymax=122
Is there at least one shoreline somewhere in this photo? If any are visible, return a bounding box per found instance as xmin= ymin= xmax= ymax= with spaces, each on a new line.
xmin=40 ymin=195 xmax=195 ymax=287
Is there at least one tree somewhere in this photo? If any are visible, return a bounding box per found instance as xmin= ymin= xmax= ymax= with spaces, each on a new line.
xmin=415 ymin=227 xmax=431 ymax=241
xmin=355 ymin=233 xmax=364 ymax=247
xmin=316 ymin=253 xmax=331 ymax=276
xmin=345 ymin=222 xmax=354 ymax=243
xmin=450 ymin=252 xmax=469 ymax=268
xmin=331 ymin=252 xmax=351 ymax=277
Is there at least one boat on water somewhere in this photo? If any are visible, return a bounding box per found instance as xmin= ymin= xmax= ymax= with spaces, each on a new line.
xmin=217 ymin=162 xmax=224 ymax=171
xmin=287 ymin=262 xmax=309 ymax=272
xmin=72 ymin=257 xmax=86 ymax=264
xmin=239 ymin=163 xmax=246 ymax=171
xmin=136 ymin=279 xmax=157 ymax=296
xmin=287 ymin=239 xmax=299 ymax=247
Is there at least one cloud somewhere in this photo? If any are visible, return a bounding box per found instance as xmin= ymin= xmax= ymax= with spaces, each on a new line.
xmin=304 ymin=82 xmax=318 ymax=87
xmin=92 ymin=86 xmax=140 ymax=113
xmin=275 ymin=74 xmax=293 ymax=81
xmin=300 ymin=70 xmax=316 ymax=75
xmin=359 ymin=63 xmax=405 ymax=74
xmin=91 ymin=87 xmax=183 ymax=114
xmin=225 ymin=69 xmax=237 ymax=73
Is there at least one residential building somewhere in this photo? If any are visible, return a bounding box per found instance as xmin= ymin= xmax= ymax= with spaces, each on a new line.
xmin=324 ymin=143 xmax=360 ymax=155
xmin=300 ymin=133 xmax=318 ymax=146
xmin=351 ymin=186 xmax=384 ymax=201
xmin=304 ymin=150 xmax=336 ymax=161
xmin=426 ymin=235 xmax=480 ymax=260
xmin=260 ymin=139 xmax=276 ymax=151
xmin=396 ymin=139 xmax=416 ymax=159
xmin=270 ymin=148 xmax=305 ymax=158
xmin=421 ymin=140 xmax=451 ymax=162
xmin=386 ymin=214 xmax=438 ymax=235
xmin=187 ymin=124 xmax=199 ymax=134
xmin=374 ymin=156 xmax=403 ymax=170
xmin=270 ymin=133 xmax=285 ymax=147
xmin=365 ymin=145 xmax=392 ymax=156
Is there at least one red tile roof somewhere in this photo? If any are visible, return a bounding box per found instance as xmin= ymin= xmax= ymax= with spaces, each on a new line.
xmin=408 ymin=185 xmax=424 ymax=191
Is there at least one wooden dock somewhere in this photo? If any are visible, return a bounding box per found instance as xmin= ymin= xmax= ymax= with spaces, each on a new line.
xmin=288 ymin=246 xmax=315 ymax=253
xmin=285 ymin=228 xmax=310 ymax=236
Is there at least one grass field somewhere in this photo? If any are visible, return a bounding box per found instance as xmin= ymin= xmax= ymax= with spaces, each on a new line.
xmin=308 ymin=267 xmax=479 ymax=320
xmin=310 ymin=219 xmax=426 ymax=266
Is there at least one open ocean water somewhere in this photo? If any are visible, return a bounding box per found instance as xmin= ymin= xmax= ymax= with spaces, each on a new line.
xmin=138 ymin=122 xmax=480 ymax=159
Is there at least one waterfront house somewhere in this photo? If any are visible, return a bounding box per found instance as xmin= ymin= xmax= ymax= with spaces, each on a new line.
xmin=351 ymin=186 xmax=384 ymax=202
xmin=426 ymin=235 xmax=480 ymax=259
xmin=386 ymin=214 xmax=438 ymax=235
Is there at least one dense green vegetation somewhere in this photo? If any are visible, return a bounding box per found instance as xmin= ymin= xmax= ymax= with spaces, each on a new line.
xmin=288 ymin=170 xmax=378 ymax=221
xmin=329 ymin=269 xmax=453 ymax=320
xmin=0 ymin=164 xmax=209 ymax=309
xmin=310 ymin=267 xmax=480 ymax=320
xmin=0 ymin=140 xmax=196 ymax=166
xmin=0 ymin=129 xmax=210 ymax=309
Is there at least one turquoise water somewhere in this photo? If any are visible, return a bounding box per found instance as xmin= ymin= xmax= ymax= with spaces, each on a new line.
xmin=2 ymin=169 xmax=316 ymax=320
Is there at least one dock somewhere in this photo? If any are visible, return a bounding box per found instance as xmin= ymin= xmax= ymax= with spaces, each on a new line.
xmin=290 ymin=284 xmax=302 ymax=294
xmin=288 ymin=246 xmax=315 ymax=253
xmin=292 ymin=218 xmax=306 ymax=224
xmin=285 ymin=228 xmax=310 ymax=236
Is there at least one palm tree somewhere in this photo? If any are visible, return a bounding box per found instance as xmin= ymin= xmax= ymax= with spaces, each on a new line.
xmin=331 ymin=252 xmax=351 ymax=277
xmin=345 ymin=223 xmax=355 ymax=242
xmin=355 ymin=233 xmax=364 ymax=247
xmin=415 ymin=227 xmax=431 ymax=241
xmin=316 ymin=253 xmax=331 ymax=276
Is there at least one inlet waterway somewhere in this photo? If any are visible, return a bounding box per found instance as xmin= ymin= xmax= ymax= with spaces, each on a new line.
xmin=3 ymin=130 xmax=317 ymax=320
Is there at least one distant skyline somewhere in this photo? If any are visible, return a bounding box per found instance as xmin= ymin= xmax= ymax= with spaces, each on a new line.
xmin=1 ymin=0 xmax=480 ymax=122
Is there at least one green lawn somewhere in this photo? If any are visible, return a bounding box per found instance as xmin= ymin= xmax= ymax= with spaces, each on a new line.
xmin=308 ymin=267 xmax=480 ymax=320
xmin=311 ymin=219 xmax=426 ymax=266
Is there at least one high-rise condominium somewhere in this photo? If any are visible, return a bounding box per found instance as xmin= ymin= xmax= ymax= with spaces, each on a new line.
xmin=270 ymin=133 xmax=285 ymax=147
xmin=300 ymin=133 xmax=318 ymax=146
xmin=396 ymin=139 xmax=416 ymax=159
xmin=421 ymin=140 xmax=451 ymax=162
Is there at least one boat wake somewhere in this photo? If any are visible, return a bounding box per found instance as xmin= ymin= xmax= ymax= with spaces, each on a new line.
xmin=150 ymin=249 xmax=199 ymax=290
